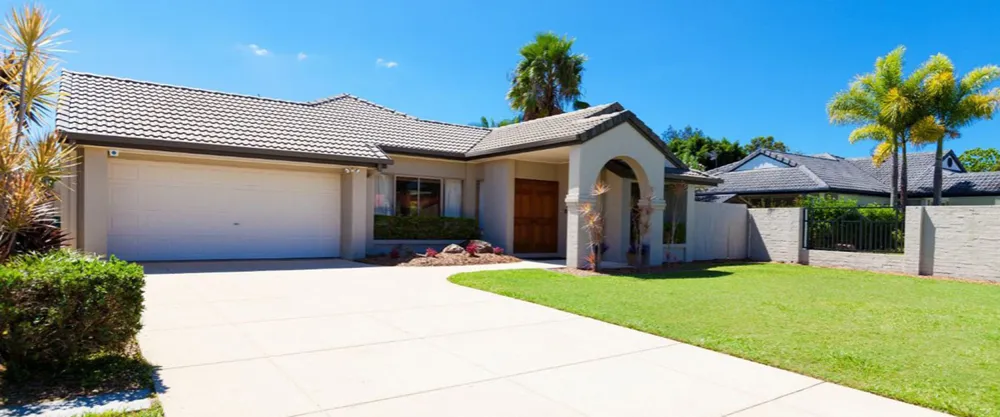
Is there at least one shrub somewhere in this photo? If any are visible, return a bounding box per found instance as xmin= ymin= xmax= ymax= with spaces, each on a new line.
xmin=373 ymin=215 xmax=480 ymax=240
xmin=0 ymin=250 xmax=145 ymax=371
xmin=465 ymin=243 xmax=478 ymax=257
xmin=389 ymin=247 xmax=401 ymax=259
xmin=493 ymin=247 xmax=504 ymax=255
xmin=425 ymin=248 xmax=438 ymax=258
xmin=10 ymin=215 xmax=69 ymax=257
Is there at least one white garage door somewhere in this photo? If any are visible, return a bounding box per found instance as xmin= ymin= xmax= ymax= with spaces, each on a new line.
xmin=108 ymin=159 xmax=340 ymax=261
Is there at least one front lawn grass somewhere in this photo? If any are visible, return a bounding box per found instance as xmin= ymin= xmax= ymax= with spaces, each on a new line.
xmin=450 ymin=263 xmax=1000 ymax=417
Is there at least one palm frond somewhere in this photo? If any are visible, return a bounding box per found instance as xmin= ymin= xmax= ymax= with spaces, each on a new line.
xmin=848 ymin=124 xmax=892 ymax=144
xmin=959 ymin=65 xmax=1000 ymax=95
xmin=909 ymin=115 xmax=945 ymax=145
xmin=872 ymin=141 xmax=894 ymax=167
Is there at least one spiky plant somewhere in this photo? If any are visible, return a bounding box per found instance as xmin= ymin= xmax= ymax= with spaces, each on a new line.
xmin=507 ymin=32 xmax=586 ymax=121
xmin=579 ymin=181 xmax=609 ymax=271
xmin=0 ymin=4 xmax=73 ymax=262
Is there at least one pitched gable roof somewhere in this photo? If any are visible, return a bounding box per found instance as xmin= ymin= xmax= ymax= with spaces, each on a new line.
xmin=57 ymin=71 xmax=690 ymax=169
xmin=701 ymin=148 xmax=1000 ymax=199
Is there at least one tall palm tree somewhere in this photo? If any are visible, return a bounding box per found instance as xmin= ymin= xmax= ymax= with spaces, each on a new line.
xmin=507 ymin=32 xmax=586 ymax=120
xmin=828 ymin=46 xmax=939 ymax=208
xmin=921 ymin=55 xmax=1000 ymax=205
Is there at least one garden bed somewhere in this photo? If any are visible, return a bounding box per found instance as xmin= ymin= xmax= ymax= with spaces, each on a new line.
xmin=361 ymin=253 xmax=521 ymax=267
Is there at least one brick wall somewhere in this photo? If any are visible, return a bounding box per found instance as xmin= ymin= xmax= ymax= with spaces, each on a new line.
xmin=747 ymin=208 xmax=802 ymax=263
xmin=801 ymin=250 xmax=905 ymax=274
xmin=918 ymin=206 xmax=1000 ymax=282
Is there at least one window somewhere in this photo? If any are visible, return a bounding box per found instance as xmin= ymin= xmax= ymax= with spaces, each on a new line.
xmin=377 ymin=175 xmax=462 ymax=217
xmin=374 ymin=173 xmax=393 ymax=215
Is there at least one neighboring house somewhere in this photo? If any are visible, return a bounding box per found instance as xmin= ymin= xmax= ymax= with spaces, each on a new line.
xmin=697 ymin=149 xmax=1000 ymax=207
xmin=55 ymin=71 xmax=719 ymax=268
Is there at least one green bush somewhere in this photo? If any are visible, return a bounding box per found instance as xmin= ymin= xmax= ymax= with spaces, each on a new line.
xmin=0 ymin=250 xmax=145 ymax=371
xmin=373 ymin=215 xmax=480 ymax=240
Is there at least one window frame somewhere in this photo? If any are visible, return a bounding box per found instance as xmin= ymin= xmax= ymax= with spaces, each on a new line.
xmin=382 ymin=174 xmax=463 ymax=217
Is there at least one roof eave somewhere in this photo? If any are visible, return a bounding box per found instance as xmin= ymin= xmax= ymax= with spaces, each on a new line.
xmin=61 ymin=132 xmax=393 ymax=167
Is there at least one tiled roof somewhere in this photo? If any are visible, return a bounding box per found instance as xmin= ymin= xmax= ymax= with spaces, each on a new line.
xmin=704 ymin=166 xmax=826 ymax=194
xmin=700 ymin=148 xmax=1000 ymax=199
xmin=57 ymin=71 xmax=711 ymax=182
xmin=468 ymin=104 xmax=622 ymax=155
xmin=57 ymin=71 xmax=488 ymax=163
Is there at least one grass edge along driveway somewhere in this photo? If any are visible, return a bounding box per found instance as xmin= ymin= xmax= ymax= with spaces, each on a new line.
xmin=449 ymin=263 xmax=1000 ymax=417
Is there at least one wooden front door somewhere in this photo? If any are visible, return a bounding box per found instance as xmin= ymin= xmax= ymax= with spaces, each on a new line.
xmin=514 ymin=179 xmax=559 ymax=253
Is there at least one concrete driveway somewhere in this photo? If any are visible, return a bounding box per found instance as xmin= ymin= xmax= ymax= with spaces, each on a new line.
xmin=140 ymin=259 xmax=948 ymax=417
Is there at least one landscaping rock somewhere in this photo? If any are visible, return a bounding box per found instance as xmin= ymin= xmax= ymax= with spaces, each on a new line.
xmin=460 ymin=239 xmax=494 ymax=254
xmin=442 ymin=244 xmax=465 ymax=254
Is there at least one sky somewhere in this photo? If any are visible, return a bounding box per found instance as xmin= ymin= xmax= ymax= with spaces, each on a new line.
xmin=15 ymin=0 xmax=1000 ymax=158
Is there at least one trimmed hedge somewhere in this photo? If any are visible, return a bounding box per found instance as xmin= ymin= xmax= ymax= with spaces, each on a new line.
xmin=0 ymin=250 xmax=145 ymax=371
xmin=374 ymin=215 xmax=480 ymax=240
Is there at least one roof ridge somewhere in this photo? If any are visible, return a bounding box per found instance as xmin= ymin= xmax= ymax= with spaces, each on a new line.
xmin=487 ymin=102 xmax=620 ymax=132
xmin=62 ymin=69 xmax=330 ymax=106
xmin=797 ymin=165 xmax=829 ymax=189
xmin=328 ymin=94 xmax=492 ymax=131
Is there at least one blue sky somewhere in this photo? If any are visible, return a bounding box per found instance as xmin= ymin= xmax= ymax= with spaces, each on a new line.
xmin=22 ymin=0 xmax=1000 ymax=158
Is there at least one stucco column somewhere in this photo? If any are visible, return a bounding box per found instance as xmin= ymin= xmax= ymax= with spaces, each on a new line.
xmin=80 ymin=147 xmax=109 ymax=256
xmin=565 ymin=193 xmax=596 ymax=268
xmin=482 ymin=159 xmax=514 ymax=251
xmin=684 ymin=185 xmax=696 ymax=262
xmin=340 ymin=169 xmax=368 ymax=259
xmin=647 ymin=198 xmax=666 ymax=265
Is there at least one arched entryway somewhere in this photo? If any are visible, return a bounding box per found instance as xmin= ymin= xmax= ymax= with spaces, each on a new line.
xmin=565 ymin=142 xmax=666 ymax=269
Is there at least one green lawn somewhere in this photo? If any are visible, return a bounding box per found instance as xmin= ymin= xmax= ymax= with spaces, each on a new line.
xmin=449 ymin=263 xmax=1000 ymax=417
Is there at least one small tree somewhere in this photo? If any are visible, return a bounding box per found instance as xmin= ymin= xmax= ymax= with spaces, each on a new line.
xmin=578 ymin=181 xmax=609 ymax=271
xmin=630 ymin=187 xmax=654 ymax=269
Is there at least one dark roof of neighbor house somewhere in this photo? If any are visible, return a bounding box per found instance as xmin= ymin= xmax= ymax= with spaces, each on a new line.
xmin=57 ymin=71 xmax=700 ymax=177
xmin=700 ymin=148 xmax=1000 ymax=199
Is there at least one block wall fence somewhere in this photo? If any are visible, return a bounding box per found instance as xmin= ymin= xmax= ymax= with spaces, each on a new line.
xmin=745 ymin=206 xmax=1000 ymax=283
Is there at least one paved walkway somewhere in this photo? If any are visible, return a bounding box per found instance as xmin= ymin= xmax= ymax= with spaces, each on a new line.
xmin=140 ymin=259 xmax=949 ymax=417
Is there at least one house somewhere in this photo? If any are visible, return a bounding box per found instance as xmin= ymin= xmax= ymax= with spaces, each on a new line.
xmin=697 ymin=148 xmax=1000 ymax=207
xmin=55 ymin=71 xmax=719 ymax=268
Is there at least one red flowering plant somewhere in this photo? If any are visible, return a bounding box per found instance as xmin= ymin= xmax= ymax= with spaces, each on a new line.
xmin=493 ymin=247 xmax=504 ymax=255
xmin=425 ymin=248 xmax=439 ymax=258
xmin=465 ymin=243 xmax=479 ymax=257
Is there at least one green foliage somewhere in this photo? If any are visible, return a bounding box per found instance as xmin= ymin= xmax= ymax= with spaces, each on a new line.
xmin=920 ymin=55 xmax=1000 ymax=204
xmin=373 ymin=215 xmax=480 ymax=240
xmin=959 ymin=147 xmax=1000 ymax=172
xmin=507 ymin=32 xmax=586 ymax=120
xmin=801 ymin=195 xmax=902 ymax=253
xmin=451 ymin=264 xmax=1000 ymax=417
xmin=0 ymin=250 xmax=145 ymax=371
xmin=474 ymin=115 xmax=523 ymax=128
xmin=661 ymin=125 xmax=748 ymax=170
xmin=663 ymin=222 xmax=685 ymax=244
xmin=743 ymin=136 xmax=788 ymax=153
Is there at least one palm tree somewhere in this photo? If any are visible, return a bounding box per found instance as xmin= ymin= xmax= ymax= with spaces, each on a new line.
xmin=507 ymin=32 xmax=586 ymax=120
xmin=921 ymin=55 xmax=1000 ymax=205
xmin=474 ymin=115 xmax=523 ymax=128
xmin=3 ymin=4 xmax=67 ymax=144
xmin=828 ymin=46 xmax=939 ymax=208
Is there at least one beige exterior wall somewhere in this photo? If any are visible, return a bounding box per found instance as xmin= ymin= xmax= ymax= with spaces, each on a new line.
xmin=801 ymin=250 xmax=905 ymax=273
xmin=66 ymin=146 xmax=364 ymax=259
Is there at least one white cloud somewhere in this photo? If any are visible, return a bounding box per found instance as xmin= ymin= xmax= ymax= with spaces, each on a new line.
xmin=376 ymin=58 xmax=398 ymax=68
xmin=297 ymin=52 xmax=308 ymax=61
xmin=247 ymin=44 xmax=269 ymax=56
